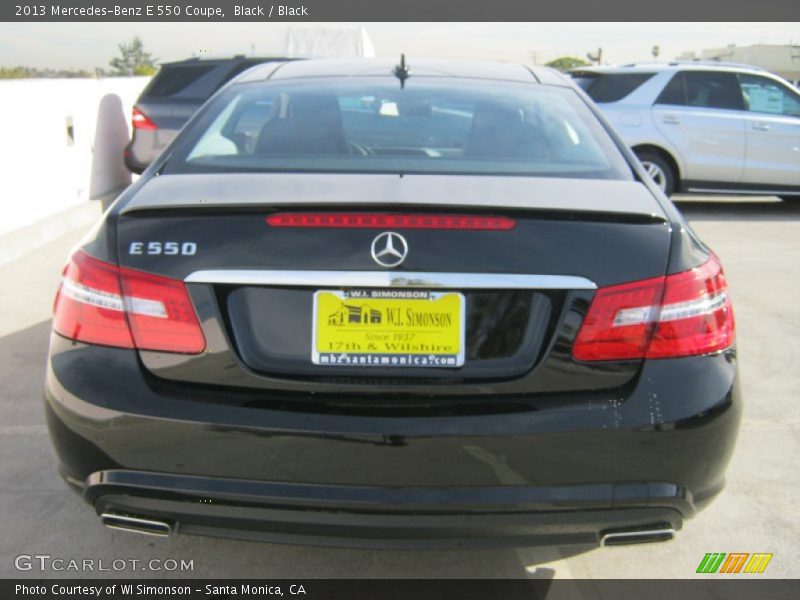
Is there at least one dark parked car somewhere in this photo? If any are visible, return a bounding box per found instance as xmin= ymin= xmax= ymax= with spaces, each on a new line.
xmin=124 ymin=55 xmax=294 ymax=174
xmin=46 ymin=58 xmax=740 ymax=548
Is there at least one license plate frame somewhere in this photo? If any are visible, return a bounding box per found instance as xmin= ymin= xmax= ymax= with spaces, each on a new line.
xmin=311 ymin=289 xmax=465 ymax=368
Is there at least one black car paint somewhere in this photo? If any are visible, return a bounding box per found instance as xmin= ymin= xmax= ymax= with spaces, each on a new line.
xmin=45 ymin=62 xmax=740 ymax=547
xmin=45 ymin=333 xmax=740 ymax=546
xmin=112 ymin=205 xmax=672 ymax=393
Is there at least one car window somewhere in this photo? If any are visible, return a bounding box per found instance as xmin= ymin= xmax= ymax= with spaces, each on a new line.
xmin=655 ymin=73 xmax=687 ymax=106
xmin=144 ymin=65 xmax=217 ymax=97
xmin=682 ymin=72 xmax=744 ymax=111
xmin=571 ymin=73 xmax=656 ymax=103
xmin=739 ymin=74 xmax=800 ymax=117
xmin=168 ymin=78 xmax=633 ymax=180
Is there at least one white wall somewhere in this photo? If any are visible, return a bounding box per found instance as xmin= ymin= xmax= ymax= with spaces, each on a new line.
xmin=0 ymin=77 xmax=150 ymax=237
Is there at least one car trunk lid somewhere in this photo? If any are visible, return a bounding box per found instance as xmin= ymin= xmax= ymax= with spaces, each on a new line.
xmin=117 ymin=174 xmax=670 ymax=397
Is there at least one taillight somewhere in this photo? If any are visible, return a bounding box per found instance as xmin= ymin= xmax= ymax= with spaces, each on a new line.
xmin=53 ymin=251 xmax=205 ymax=354
xmin=120 ymin=267 xmax=206 ymax=354
xmin=646 ymin=257 xmax=735 ymax=359
xmin=131 ymin=107 xmax=158 ymax=130
xmin=573 ymin=256 xmax=734 ymax=361
xmin=571 ymin=275 xmax=664 ymax=361
xmin=266 ymin=213 xmax=516 ymax=230
xmin=53 ymin=251 xmax=134 ymax=349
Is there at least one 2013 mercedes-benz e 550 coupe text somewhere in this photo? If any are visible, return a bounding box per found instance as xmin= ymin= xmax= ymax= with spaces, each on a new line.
xmin=44 ymin=58 xmax=741 ymax=548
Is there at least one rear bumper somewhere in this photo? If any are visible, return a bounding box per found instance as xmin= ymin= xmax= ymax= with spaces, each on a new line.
xmin=44 ymin=336 xmax=741 ymax=547
xmin=123 ymin=142 xmax=148 ymax=175
xmin=86 ymin=470 xmax=683 ymax=548
xmin=124 ymin=127 xmax=177 ymax=174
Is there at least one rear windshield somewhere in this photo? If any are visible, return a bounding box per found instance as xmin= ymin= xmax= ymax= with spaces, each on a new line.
xmin=164 ymin=78 xmax=632 ymax=180
xmin=143 ymin=64 xmax=226 ymax=100
xmin=572 ymin=72 xmax=656 ymax=103
xmin=143 ymin=65 xmax=215 ymax=98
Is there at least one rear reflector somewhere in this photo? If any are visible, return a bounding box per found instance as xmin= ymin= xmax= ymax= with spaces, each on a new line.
xmin=573 ymin=256 xmax=734 ymax=361
xmin=53 ymin=251 xmax=205 ymax=354
xmin=266 ymin=213 xmax=516 ymax=230
xmin=131 ymin=107 xmax=158 ymax=130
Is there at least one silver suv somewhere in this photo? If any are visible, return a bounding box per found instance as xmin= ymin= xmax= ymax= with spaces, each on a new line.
xmin=572 ymin=62 xmax=800 ymax=199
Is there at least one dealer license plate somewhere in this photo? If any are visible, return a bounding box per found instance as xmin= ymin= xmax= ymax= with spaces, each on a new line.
xmin=312 ymin=289 xmax=465 ymax=368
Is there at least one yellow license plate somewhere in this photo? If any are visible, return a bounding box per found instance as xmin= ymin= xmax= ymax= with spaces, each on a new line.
xmin=312 ymin=290 xmax=465 ymax=368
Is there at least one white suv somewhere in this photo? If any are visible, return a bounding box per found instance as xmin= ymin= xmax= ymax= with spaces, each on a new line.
xmin=572 ymin=62 xmax=800 ymax=199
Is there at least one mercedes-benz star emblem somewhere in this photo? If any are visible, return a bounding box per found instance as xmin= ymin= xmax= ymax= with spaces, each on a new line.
xmin=371 ymin=231 xmax=408 ymax=268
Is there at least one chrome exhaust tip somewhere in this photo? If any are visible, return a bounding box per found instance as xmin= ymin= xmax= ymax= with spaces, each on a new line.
xmin=600 ymin=525 xmax=675 ymax=546
xmin=100 ymin=512 xmax=173 ymax=538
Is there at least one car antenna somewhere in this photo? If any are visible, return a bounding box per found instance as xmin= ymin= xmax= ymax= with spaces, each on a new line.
xmin=394 ymin=54 xmax=410 ymax=89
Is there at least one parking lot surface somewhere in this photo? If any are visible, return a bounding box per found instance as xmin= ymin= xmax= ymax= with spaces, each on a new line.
xmin=1 ymin=197 xmax=798 ymax=579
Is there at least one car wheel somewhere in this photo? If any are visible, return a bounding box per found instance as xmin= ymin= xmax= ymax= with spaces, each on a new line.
xmin=635 ymin=150 xmax=675 ymax=196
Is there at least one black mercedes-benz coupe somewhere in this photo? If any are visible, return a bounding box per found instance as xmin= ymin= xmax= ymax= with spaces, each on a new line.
xmin=44 ymin=58 xmax=740 ymax=548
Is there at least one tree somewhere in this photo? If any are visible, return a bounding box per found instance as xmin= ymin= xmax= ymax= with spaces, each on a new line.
xmin=109 ymin=36 xmax=157 ymax=76
xmin=545 ymin=56 xmax=591 ymax=72
xmin=0 ymin=66 xmax=94 ymax=79
xmin=0 ymin=66 xmax=33 ymax=79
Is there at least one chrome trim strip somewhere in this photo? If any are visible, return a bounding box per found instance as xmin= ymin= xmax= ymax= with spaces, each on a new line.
xmin=600 ymin=527 xmax=675 ymax=546
xmin=686 ymin=187 xmax=798 ymax=196
xmin=184 ymin=270 xmax=597 ymax=290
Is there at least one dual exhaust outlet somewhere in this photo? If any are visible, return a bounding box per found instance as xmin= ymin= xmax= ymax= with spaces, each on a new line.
xmin=100 ymin=512 xmax=173 ymax=538
xmin=100 ymin=511 xmax=675 ymax=546
xmin=600 ymin=525 xmax=675 ymax=546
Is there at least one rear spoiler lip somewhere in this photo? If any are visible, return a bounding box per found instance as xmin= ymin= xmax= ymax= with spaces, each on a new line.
xmin=121 ymin=174 xmax=668 ymax=222
xmin=124 ymin=204 xmax=666 ymax=225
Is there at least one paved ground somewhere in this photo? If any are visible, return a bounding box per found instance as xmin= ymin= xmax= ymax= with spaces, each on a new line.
xmin=1 ymin=197 xmax=798 ymax=580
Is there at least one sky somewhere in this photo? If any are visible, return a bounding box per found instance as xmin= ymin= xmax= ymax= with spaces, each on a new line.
xmin=0 ymin=22 xmax=798 ymax=69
